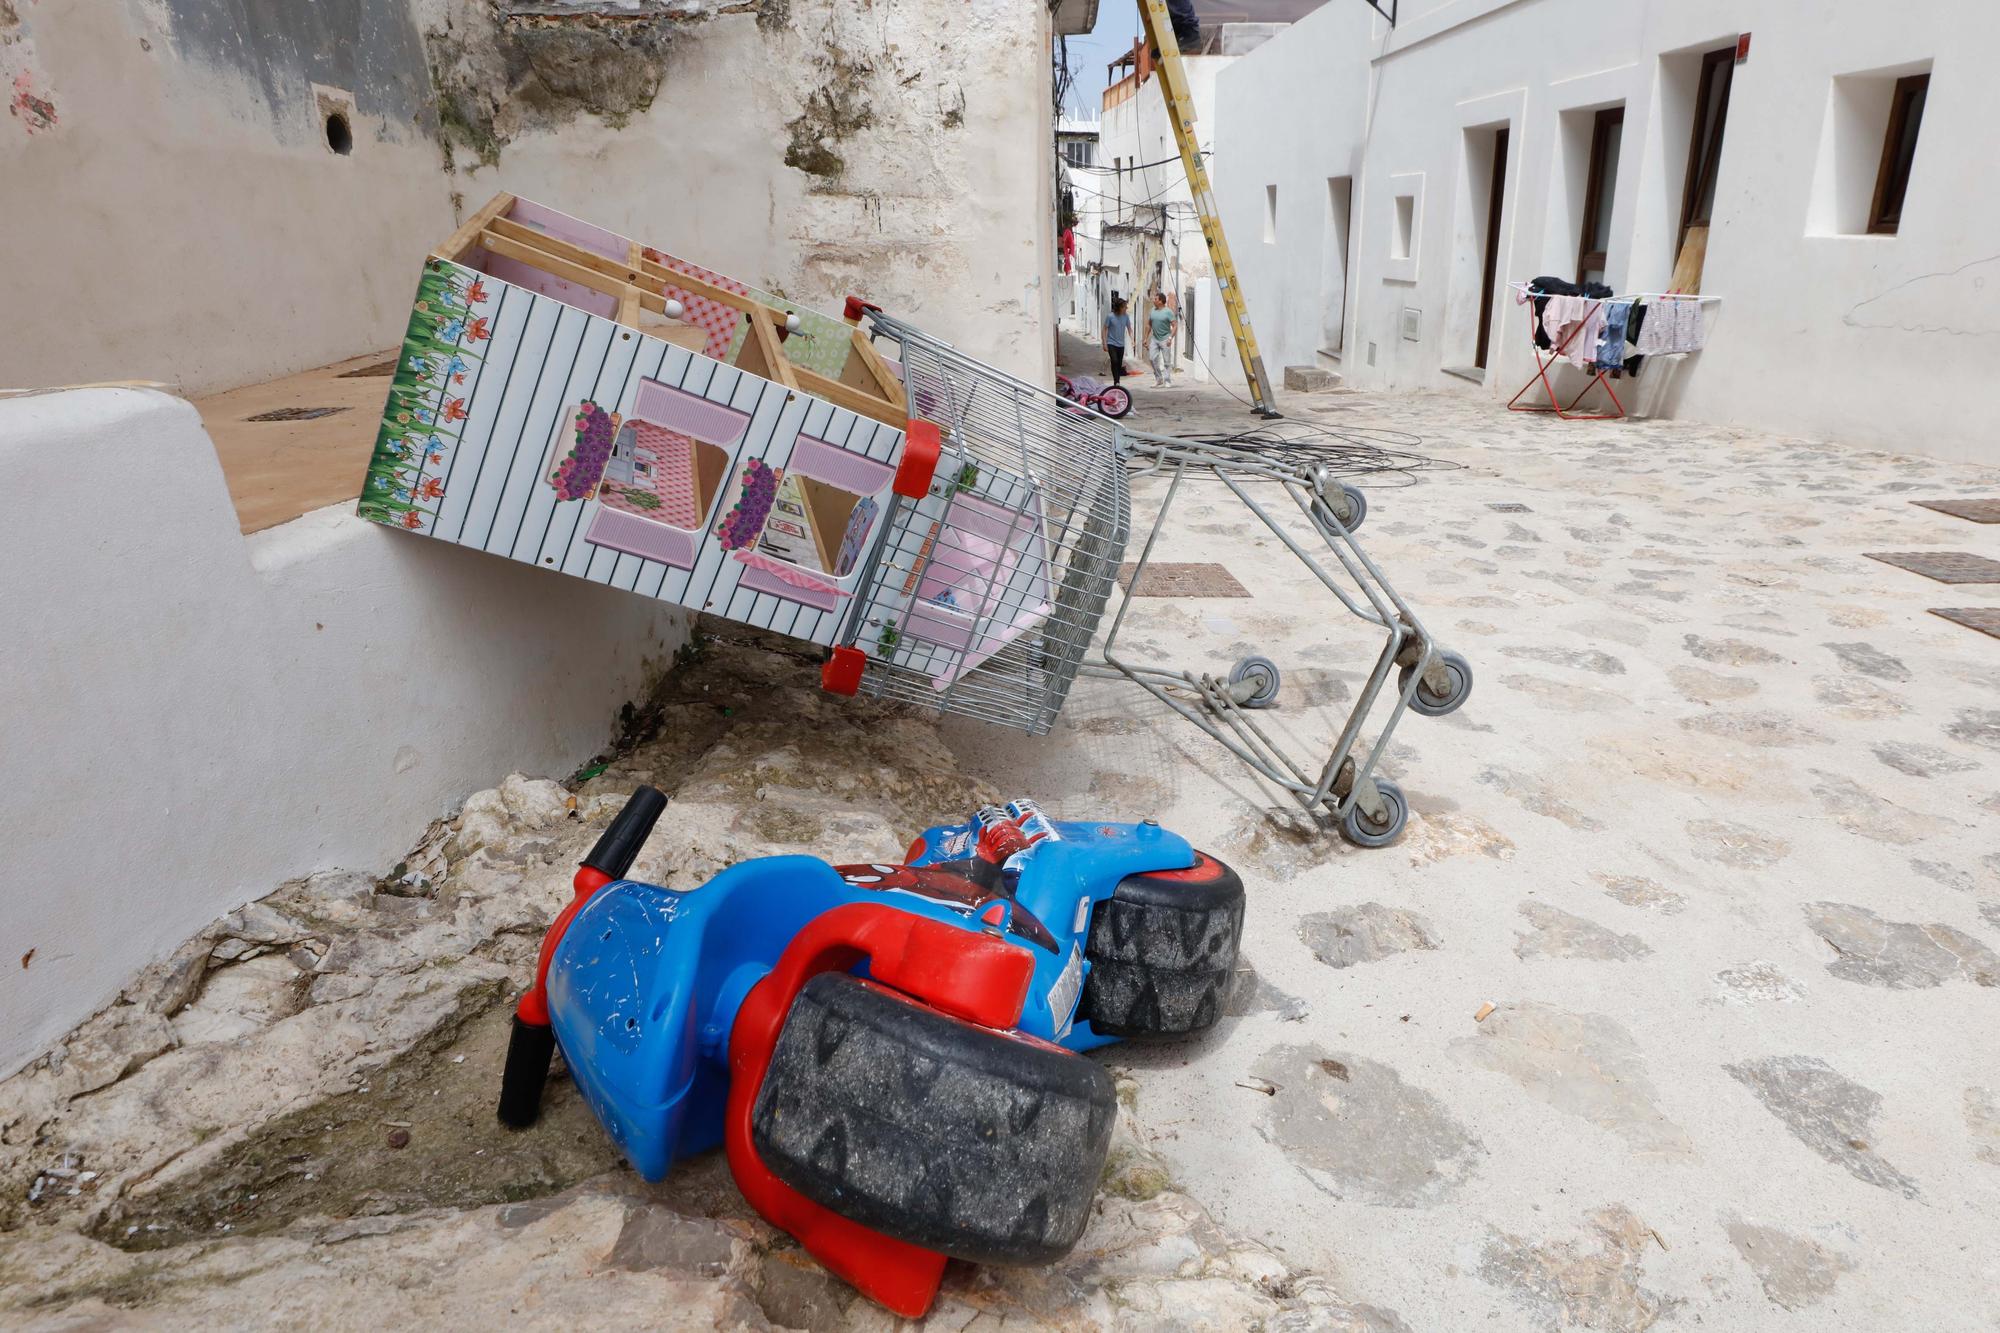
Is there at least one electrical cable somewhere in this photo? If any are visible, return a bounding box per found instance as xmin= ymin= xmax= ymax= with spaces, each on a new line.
xmin=1125 ymin=336 xmax=1459 ymax=489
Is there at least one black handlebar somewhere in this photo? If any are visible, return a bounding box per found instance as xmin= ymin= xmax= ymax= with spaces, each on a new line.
xmin=582 ymin=784 xmax=667 ymax=880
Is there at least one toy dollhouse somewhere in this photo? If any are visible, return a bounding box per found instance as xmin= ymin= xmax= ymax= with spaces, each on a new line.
xmin=358 ymin=194 xmax=920 ymax=647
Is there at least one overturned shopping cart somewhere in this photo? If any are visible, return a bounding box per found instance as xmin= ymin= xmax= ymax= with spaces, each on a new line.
xmin=831 ymin=307 xmax=1471 ymax=848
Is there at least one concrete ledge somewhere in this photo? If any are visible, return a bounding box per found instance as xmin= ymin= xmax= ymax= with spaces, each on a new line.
xmin=0 ymin=388 xmax=687 ymax=1077
xmin=1283 ymin=365 xmax=1342 ymax=392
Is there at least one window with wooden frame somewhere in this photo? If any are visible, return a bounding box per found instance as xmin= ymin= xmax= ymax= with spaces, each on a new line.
xmin=1679 ymin=45 xmax=1736 ymax=251
xmin=1868 ymin=73 xmax=1929 ymax=234
xmin=1575 ymin=107 xmax=1623 ymax=286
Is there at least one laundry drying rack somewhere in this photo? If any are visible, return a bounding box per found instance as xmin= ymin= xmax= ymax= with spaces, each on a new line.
xmin=1505 ymin=281 xmax=1723 ymax=421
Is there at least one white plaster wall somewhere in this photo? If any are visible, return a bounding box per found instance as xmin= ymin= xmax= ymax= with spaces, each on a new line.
xmin=0 ymin=2 xmax=457 ymax=396
xmin=0 ymin=389 xmax=687 ymax=1078
xmin=1214 ymin=0 xmax=2000 ymax=462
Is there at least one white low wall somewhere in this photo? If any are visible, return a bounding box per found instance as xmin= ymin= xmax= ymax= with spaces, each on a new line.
xmin=0 ymin=389 xmax=687 ymax=1078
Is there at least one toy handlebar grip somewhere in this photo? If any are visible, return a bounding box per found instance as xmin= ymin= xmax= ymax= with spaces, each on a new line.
xmin=581 ymin=784 xmax=667 ymax=881
xmin=497 ymin=1016 xmax=557 ymax=1129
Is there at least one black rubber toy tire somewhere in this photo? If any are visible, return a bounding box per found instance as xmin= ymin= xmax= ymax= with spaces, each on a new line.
xmin=751 ymin=972 xmax=1116 ymax=1266
xmin=1080 ymin=851 xmax=1246 ymax=1040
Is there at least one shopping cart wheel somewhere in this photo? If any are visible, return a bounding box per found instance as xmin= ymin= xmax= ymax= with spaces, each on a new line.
xmin=1080 ymin=851 xmax=1245 ymax=1040
xmin=1340 ymin=778 xmax=1408 ymax=848
xmin=1097 ymin=385 xmax=1133 ymax=418
xmin=1314 ymin=482 xmax=1367 ymax=533
xmin=1398 ymin=650 xmax=1473 ymax=717
xmin=752 ymin=972 xmax=1115 ymax=1265
xmin=1227 ymin=655 xmax=1282 ymax=709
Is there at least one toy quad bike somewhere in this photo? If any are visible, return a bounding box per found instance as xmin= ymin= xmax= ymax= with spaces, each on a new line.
xmin=1054 ymin=372 xmax=1133 ymax=418
xmin=499 ymin=787 xmax=1244 ymax=1316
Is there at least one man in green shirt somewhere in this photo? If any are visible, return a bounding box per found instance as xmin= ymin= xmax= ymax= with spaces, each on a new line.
xmin=1146 ymin=291 xmax=1179 ymax=387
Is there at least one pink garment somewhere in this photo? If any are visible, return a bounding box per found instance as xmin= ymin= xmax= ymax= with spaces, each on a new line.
xmin=1565 ymin=305 xmax=1607 ymax=369
xmin=1538 ymin=294 xmax=1589 ymax=349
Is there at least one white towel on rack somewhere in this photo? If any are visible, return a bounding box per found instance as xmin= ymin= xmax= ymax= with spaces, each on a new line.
xmin=1679 ymin=299 xmax=1706 ymax=352
xmin=1636 ymin=298 xmax=1673 ymax=355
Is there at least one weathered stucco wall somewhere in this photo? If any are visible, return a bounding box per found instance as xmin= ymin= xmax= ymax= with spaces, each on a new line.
xmin=416 ymin=0 xmax=1056 ymax=383
xmin=1 ymin=0 xmax=1055 ymax=394
xmin=0 ymin=0 xmax=458 ymax=394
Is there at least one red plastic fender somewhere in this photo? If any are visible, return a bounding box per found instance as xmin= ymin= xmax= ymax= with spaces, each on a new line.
xmin=725 ymin=903 xmax=1036 ymax=1317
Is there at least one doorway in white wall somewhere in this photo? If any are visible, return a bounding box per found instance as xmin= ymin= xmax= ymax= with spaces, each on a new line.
xmin=1442 ymin=126 xmax=1508 ymax=378
xmin=1319 ymin=177 xmax=1353 ymax=356
xmin=1475 ymin=128 xmax=1509 ymax=370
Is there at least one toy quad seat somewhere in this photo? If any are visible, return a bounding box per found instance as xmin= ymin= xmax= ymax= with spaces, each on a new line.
xmin=498 ymin=788 xmax=1244 ymax=1315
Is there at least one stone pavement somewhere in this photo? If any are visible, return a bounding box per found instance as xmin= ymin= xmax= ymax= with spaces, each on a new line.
xmin=5 ymin=364 xmax=2000 ymax=1329
xmin=970 ymin=347 xmax=2000 ymax=1328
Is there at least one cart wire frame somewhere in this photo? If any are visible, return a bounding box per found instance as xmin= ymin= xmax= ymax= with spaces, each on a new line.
xmin=849 ymin=308 xmax=1467 ymax=841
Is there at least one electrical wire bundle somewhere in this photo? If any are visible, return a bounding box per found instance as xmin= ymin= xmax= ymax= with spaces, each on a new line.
xmin=1147 ymin=419 xmax=1457 ymax=489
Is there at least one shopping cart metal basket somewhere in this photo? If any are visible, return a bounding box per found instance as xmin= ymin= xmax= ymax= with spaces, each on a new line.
xmin=826 ymin=307 xmax=1471 ymax=848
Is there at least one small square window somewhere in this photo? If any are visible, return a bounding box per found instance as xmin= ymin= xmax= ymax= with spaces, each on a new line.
xmin=1869 ymin=73 xmax=1928 ymax=234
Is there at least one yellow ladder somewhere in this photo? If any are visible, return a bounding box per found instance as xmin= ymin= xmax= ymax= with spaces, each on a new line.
xmin=1135 ymin=0 xmax=1279 ymax=416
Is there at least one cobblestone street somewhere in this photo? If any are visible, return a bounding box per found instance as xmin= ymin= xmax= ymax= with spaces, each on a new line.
xmin=946 ymin=349 xmax=2000 ymax=1329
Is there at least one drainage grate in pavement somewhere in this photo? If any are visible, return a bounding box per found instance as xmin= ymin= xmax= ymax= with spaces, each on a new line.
xmin=1913 ymin=498 xmax=2000 ymax=524
xmin=1865 ymin=551 xmax=2000 ymax=584
xmin=1488 ymin=502 xmax=1532 ymax=513
xmin=1931 ymin=608 xmax=2000 ymax=640
xmin=336 ymin=359 xmax=399 ymax=378
xmin=245 ymin=406 xmax=351 ymax=422
xmin=1117 ymin=562 xmax=1250 ymax=597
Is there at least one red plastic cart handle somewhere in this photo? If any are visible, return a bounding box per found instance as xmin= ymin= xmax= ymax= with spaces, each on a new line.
xmin=725 ymin=903 xmax=1035 ymax=1317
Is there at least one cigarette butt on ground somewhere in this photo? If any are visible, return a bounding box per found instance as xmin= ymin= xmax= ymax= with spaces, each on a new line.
xmin=1474 ymin=1002 xmax=1496 ymax=1022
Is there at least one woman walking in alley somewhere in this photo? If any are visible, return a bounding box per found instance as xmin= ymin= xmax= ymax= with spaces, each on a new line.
xmin=1147 ymin=291 xmax=1179 ymax=387
xmin=1103 ymin=297 xmax=1131 ymax=384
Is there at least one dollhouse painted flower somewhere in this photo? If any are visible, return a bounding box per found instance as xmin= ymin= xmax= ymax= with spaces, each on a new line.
xmin=546 ymin=402 xmax=618 ymax=502
xmin=465 ymin=279 xmax=489 ymax=304
xmin=467 ymin=317 xmax=492 ymax=342
xmin=716 ymin=460 xmax=779 ymax=551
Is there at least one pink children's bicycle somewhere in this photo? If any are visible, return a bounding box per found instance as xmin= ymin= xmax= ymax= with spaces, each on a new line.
xmin=1053 ymin=373 xmax=1132 ymax=419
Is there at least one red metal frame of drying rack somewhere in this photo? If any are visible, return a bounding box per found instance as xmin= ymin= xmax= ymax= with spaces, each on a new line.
xmin=1505 ymin=289 xmax=1626 ymax=421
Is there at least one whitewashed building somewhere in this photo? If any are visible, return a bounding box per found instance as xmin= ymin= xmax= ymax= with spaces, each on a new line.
xmin=1212 ymin=0 xmax=1999 ymax=462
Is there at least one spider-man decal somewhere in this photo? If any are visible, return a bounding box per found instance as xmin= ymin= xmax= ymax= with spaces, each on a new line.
xmin=833 ymin=811 xmax=1060 ymax=952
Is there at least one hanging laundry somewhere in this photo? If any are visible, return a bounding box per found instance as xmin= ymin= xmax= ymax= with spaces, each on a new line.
xmin=1677 ymin=298 xmax=1707 ymax=352
xmin=1540 ymin=294 xmax=1591 ymax=351
xmin=1634 ymin=298 xmax=1675 ymax=355
xmin=1565 ymin=303 xmax=1607 ymax=370
xmin=1594 ymin=300 xmax=1634 ymax=372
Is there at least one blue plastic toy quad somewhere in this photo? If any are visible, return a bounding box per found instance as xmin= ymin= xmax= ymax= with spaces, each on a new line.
xmin=497 ymin=786 xmax=1244 ymax=1316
